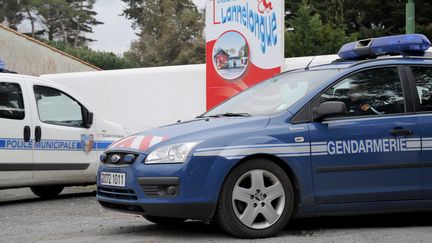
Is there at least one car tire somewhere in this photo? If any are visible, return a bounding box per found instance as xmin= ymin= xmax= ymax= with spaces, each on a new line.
xmin=216 ymin=159 xmax=294 ymax=238
xmin=143 ymin=215 xmax=186 ymax=225
xmin=30 ymin=186 xmax=64 ymax=198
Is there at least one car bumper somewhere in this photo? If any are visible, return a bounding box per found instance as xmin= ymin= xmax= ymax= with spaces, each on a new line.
xmin=96 ymin=156 xmax=230 ymax=220
xmin=98 ymin=200 xmax=216 ymax=219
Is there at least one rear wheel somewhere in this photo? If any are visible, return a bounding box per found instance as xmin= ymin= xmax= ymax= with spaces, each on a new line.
xmin=30 ymin=186 xmax=64 ymax=198
xmin=216 ymin=159 xmax=294 ymax=238
xmin=143 ymin=215 xmax=186 ymax=225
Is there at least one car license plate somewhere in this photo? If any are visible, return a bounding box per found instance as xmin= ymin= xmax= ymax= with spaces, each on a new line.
xmin=100 ymin=172 xmax=126 ymax=187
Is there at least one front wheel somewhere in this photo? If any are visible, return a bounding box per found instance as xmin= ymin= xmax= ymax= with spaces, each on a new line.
xmin=216 ymin=159 xmax=294 ymax=238
xmin=31 ymin=186 xmax=64 ymax=198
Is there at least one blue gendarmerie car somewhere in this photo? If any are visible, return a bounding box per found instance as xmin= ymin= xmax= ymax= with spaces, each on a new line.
xmin=97 ymin=34 xmax=432 ymax=238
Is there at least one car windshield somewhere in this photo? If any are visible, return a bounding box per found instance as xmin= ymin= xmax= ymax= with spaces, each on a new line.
xmin=202 ymin=69 xmax=341 ymax=117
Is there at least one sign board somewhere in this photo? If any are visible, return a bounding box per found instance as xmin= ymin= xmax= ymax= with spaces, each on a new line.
xmin=206 ymin=0 xmax=285 ymax=109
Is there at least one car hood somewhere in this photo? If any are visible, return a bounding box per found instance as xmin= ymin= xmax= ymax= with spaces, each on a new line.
xmin=106 ymin=116 xmax=271 ymax=153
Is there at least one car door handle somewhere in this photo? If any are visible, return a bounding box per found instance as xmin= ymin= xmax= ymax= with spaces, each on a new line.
xmin=35 ymin=126 xmax=42 ymax=142
xmin=23 ymin=126 xmax=31 ymax=142
xmin=390 ymin=128 xmax=413 ymax=136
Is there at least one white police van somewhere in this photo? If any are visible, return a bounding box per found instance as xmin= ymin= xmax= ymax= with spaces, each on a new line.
xmin=0 ymin=69 xmax=126 ymax=198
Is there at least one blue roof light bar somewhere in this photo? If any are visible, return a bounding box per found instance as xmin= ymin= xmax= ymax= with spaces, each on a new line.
xmin=338 ymin=34 xmax=431 ymax=60
xmin=0 ymin=59 xmax=5 ymax=71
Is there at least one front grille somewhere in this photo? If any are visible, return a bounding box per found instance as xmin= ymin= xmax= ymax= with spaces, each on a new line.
xmin=97 ymin=186 xmax=138 ymax=200
xmin=141 ymin=185 xmax=177 ymax=197
xmin=141 ymin=185 xmax=161 ymax=196
xmin=99 ymin=201 xmax=145 ymax=214
xmin=138 ymin=177 xmax=179 ymax=197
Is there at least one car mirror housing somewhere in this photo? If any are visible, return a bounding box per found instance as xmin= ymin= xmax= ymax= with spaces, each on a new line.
xmin=316 ymin=101 xmax=347 ymax=120
xmin=82 ymin=108 xmax=94 ymax=128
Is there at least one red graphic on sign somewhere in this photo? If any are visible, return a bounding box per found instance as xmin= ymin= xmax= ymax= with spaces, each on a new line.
xmin=206 ymin=0 xmax=283 ymax=110
xmin=257 ymin=0 xmax=273 ymax=14
xmin=206 ymin=39 xmax=281 ymax=109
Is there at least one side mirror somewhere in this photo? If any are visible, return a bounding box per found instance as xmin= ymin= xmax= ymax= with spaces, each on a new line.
xmin=316 ymin=101 xmax=347 ymax=120
xmin=83 ymin=109 xmax=94 ymax=128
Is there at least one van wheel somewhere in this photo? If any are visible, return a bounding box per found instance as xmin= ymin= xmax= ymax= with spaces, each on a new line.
xmin=143 ymin=215 xmax=186 ymax=225
xmin=31 ymin=186 xmax=64 ymax=198
xmin=216 ymin=159 xmax=294 ymax=238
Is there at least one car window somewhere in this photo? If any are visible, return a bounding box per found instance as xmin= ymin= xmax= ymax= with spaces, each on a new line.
xmin=319 ymin=67 xmax=405 ymax=117
xmin=34 ymin=85 xmax=83 ymax=127
xmin=0 ymin=82 xmax=25 ymax=120
xmin=203 ymin=69 xmax=340 ymax=117
xmin=411 ymin=66 xmax=432 ymax=112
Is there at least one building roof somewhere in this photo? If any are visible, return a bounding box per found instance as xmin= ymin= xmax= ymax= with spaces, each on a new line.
xmin=0 ymin=24 xmax=102 ymax=71
xmin=215 ymin=49 xmax=230 ymax=57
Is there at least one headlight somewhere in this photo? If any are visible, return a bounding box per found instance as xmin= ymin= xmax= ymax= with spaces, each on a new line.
xmin=145 ymin=142 xmax=201 ymax=164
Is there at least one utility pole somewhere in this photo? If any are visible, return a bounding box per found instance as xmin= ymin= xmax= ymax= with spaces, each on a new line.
xmin=406 ymin=0 xmax=415 ymax=34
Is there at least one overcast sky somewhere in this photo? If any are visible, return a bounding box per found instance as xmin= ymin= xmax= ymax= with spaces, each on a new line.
xmin=88 ymin=0 xmax=206 ymax=55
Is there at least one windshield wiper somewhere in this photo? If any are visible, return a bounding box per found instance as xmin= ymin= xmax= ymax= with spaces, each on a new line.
xmin=219 ymin=112 xmax=251 ymax=117
xmin=198 ymin=112 xmax=251 ymax=118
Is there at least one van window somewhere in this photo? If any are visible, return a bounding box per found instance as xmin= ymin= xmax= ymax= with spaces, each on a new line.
xmin=0 ymin=82 xmax=25 ymax=120
xmin=34 ymin=85 xmax=83 ymax=127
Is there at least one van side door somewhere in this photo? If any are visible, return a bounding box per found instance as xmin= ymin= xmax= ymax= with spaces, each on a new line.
xmin=0 ymin=76 xmax=33 ymax=187
xmin=25 ymin=78 xmax=99 ymax=182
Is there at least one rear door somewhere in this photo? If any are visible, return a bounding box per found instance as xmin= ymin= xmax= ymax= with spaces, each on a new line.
xmin=309 ymin=67 xmax=422 ymax=204
xmin=25 ymin=78 xmax=98 ymax=181
xmin=407 ymin=65 xmax=432 ymax=199
xmin=0 ymin=76 xmax=33 ymax=186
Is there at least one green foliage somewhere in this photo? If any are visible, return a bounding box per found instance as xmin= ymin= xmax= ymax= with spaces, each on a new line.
xmin=47 ymin=41 xmax=138 ymax=70
xmin=122 ymin=0 xmax=205 ymax=67
xmin=0 ymin=0 xmax=24 ymax=30
xmin=36 ymin=0 xmax=102 ymax=47
xmin=285 ymin=0 xmax=432 ymax=57
xmin=343 ymin=0 xmax=405 ymax=39
xmin=0 ymin=0 xmax=101 ymax=47
xmin=285 ymin=0 xmax=354 ymax=57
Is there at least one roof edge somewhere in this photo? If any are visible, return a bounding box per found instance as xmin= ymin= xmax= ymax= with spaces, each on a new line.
xmin=0 ymin=24 xmax=102 ymax=71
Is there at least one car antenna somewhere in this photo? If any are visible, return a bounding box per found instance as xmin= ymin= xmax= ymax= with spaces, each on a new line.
xmin=305 ymin=56 xmax=316 ymax=71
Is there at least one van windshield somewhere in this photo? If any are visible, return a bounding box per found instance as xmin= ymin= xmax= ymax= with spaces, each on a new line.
xmin=202 ymin=69 xmax=340 ymax=117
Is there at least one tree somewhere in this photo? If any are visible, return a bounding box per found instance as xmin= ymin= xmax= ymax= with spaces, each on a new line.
xmin=0 ymin=0 xmax=25 ymax=30
xmin=239 ymin=44 xmax=249 ymax=58
xmin=122 ymin=0 xmax=205 ymax=67
xmin=342 ymin=0 xmax=432 ymax=40
xmin=35 ymin=0 xmax=74 ymax=42
xmin=285 ymin=0 xmax=354 ymax=57
xmin=315 ymin=0 xmax=345 ymax=28
xmin=28 ymin=0 xmax=101 ymax=47
xmin=48 ymin=41 xmax=138 ymax=70
xmin=343 ymin=0 xmax=405 ymax=39
xmin=21 ymin=0 xmax=44 ymax=38
xmin=285 ymin=0 xmax=432 ymax=43
xmin=67 ymin=0 xmax=103 ymax=47
xmin=415 ymin=0 xmax=432 ymax=38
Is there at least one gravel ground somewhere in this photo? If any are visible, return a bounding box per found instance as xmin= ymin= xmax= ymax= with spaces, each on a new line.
xmin=1 ymin=187 xmax=431 ymax=243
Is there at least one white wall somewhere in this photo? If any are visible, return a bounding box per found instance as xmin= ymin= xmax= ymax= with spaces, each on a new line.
xmin=283 ymin=54 xmax=338 ymax=71
xmin=42 ymin=64 xmax=206 ymax=134
xmin=42 ymin=55 xmax=338 ymax=134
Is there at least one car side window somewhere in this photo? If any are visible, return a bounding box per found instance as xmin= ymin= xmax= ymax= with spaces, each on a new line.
xmin=0 ymin=82 xmax=25 ymax=120
xmin=34 ymin=85 xmax=84 ymax=127
xmin=319 ymin=67 xmax=405 ymax=117
xmin=411 ymin=66 xmax=432 ymax=112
